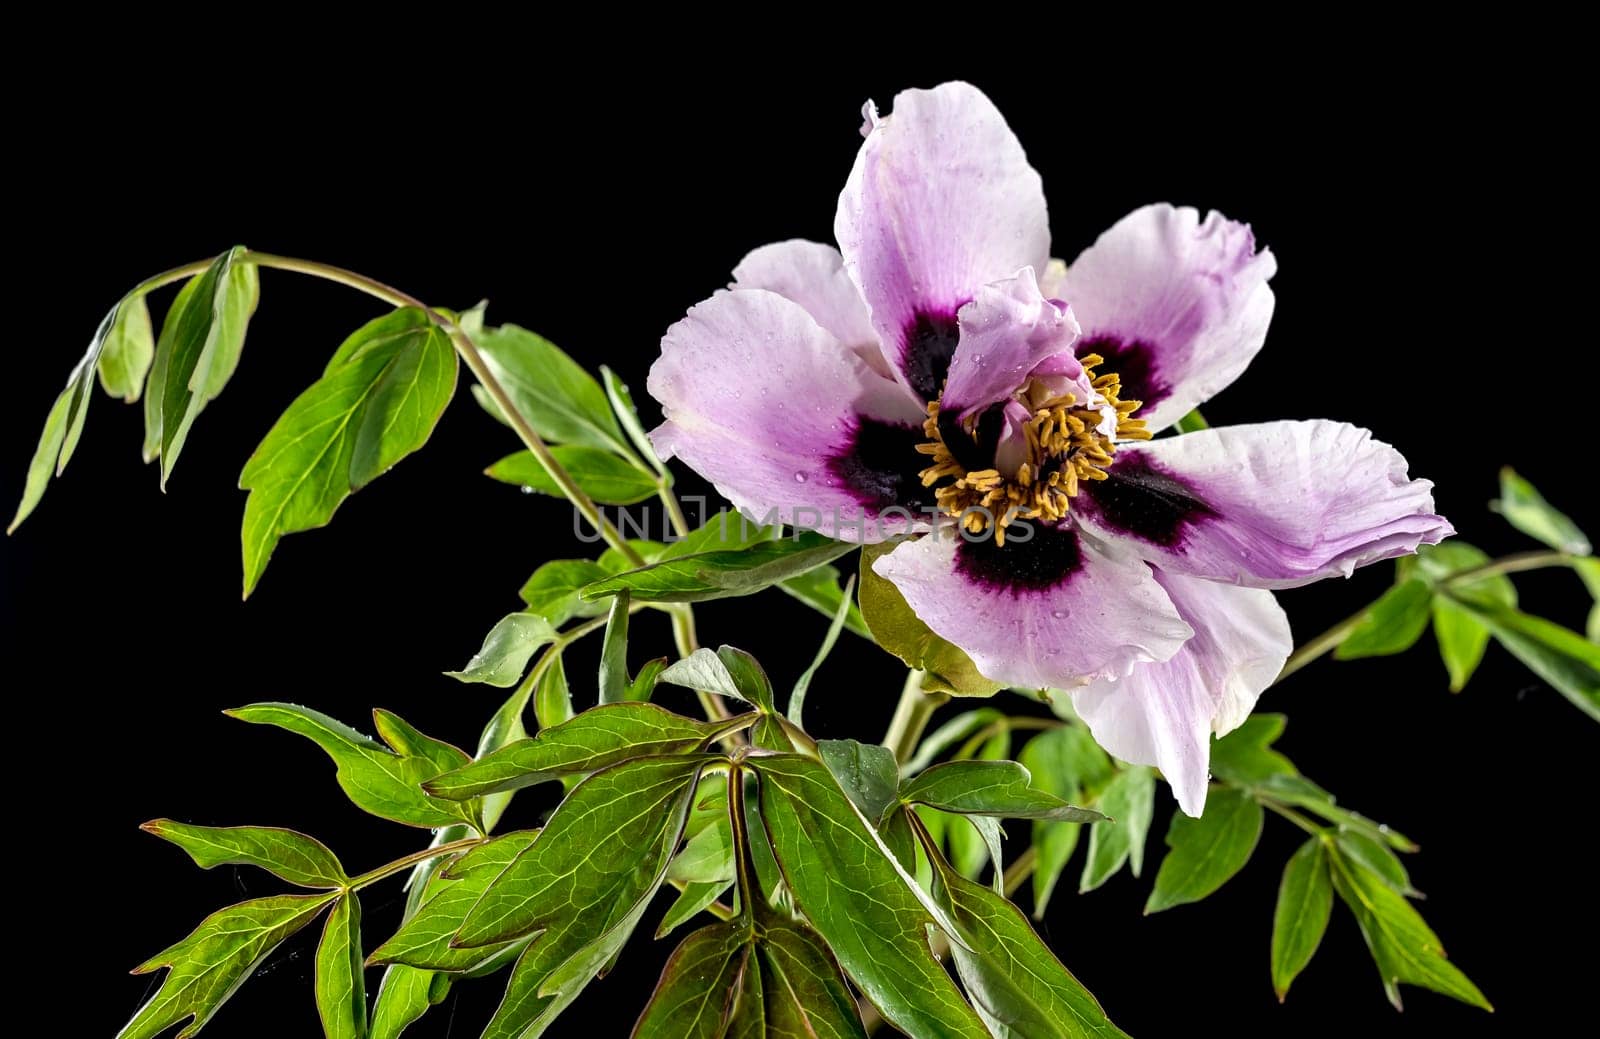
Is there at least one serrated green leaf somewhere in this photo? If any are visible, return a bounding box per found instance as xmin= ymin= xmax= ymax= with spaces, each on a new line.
xmin=656 ymin=880 xmax=734 ymax=939
xmin=475 ymin=324 xmax=631 ymax=456
xmin=368 ymin=832 xmax=539 ymax=971
xmin=227 ymin=703 xmax=476 ymax=829
xmin=777 ymin=563 xmax=871 ymax=639
xmin=118 ymin=892 xmax=334 ymax=1039
xmin=903 ymin=760 xmax=1104 ymax=823
xmin=582 ymin=533 xmax=853 ymax=604
xmin=239 ymin=307 xmax=456 ymax=596
xmin=142 ymin=820 xmax=346 ymax=888
xmin=1335 ymin=579 xmax=1434 ymax=659
xmin=370 ymin=964 xmax=449 ymax=1039
xmin=1271 ymin=838 xmax=1333 ymax=1001
xmin=315 ymin=893 xmax=366 ymax=1039
xmin=860 ymin=542 xmax=1002 ymax=696
xmin=1019 ymin=726 xmax=1113 ymax=916
xmin=817 ymin=739 xmax=901 ymax=822
xmin=1329 ymin=845 xmax=1491 ymax=1010
xmin=1209 ymin=713 xmax=1297 ymax=786
xmin=1145 ymin=786 xmax=1263 ymax=913
xmin=934 ymin=866 xmax=1130 ymax=1038
xmin=426 ymin=703 xmax=729 ymax=801
xmin=1493 ymin=466 xmax=1590 ymax=554
xmin=658 ymin=646 xmax=774 ymax=710
xmin=632 ymin=921 xmax=748 ymax=1038
xmin=155 ymin=248 xmax=259 ymax=484
xmin=448 ymin=611 xmax=559 ymax=688
xmin=519 ymin=560 xmax=613 ymax=625
xmin=98 ymin=294 xmax=155 ymax=402
xmin=487 ymin=446 xmax=660 ymax=505
xmin=1455 ymin=599 xmax=1600 ymax=720
xmin=752 ymin=754 xmax=991 ymax=1039
xmin=1080 ymin=766 xmax=1155 ymax=892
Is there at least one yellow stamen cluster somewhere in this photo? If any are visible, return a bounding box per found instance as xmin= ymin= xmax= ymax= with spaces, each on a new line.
xmin=915 ymin=354 xmax=1152 ymax=545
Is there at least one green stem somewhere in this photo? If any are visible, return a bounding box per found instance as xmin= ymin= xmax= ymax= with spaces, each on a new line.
xmin=1002 ymin=845 xmax=1038 ymax=898
xmin=954 ymin=717 xmax=1061 ymax=761
xmin=882 ymin=670 xmax=948 ymax=765
xmin=128 ymin=260 xmax=214 ymax=298
xmin=1260 ymin=799 xmax=1326 ymax=837
xmin=1276 ymin=605 xmax=1369 ymax=682
xmin=349 ymin=837 xmax=484 ymax=890
xmin=1441 ymin=548 xmax=1572 ymax=586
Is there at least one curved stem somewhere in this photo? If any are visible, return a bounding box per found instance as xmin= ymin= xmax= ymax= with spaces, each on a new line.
xmin=882 ymin=670 xmax=947 ymax=765
xmin=128 ymin=260 xmax=214 ymax=298
xmin=1441 ymin=548 xmax=1572 ymax=586
xmin=350 ymin=837 xmax=484 ymax=890
xmin=1276 ymin=606 xmax=1368 ymax=682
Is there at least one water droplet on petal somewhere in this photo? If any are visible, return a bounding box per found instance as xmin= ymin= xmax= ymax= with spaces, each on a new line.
xmin=793 ymin=472 xmax=808 ymax=484
xmin=1050 ymin=609 xmax=1068 ymax=619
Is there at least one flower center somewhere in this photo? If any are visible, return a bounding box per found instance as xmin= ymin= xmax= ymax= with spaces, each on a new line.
xmin=915 ymin=353 xmax=1152 ymax=545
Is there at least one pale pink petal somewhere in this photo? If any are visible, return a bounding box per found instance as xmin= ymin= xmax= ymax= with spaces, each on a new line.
xmin=1070 ymin=572 xmax=1291 ymax=816
xmin=940 ymin=267 xmax=1083 ymax=419
xmin=731 ymin=240 xmax=894 ymax=379
xmin=1075 ymin=420 xmax=1452 ymax=589
xmin=1060 ymin=204 xmax=1276 ymax=431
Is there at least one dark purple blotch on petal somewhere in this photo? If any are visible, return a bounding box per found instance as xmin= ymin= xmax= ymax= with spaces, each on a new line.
xmin=1080 ymin=333 xmax=1170 ymax=410
xmin=937 ymin=403 xmax=1005 ymax=474
xmin=903 ymin=309 xmax=963 ymax=401
xmin=829 ymin=418 xmax=939 ymax=511
xmin=955 ymin=521 xmax=1083 ymax=593
xmin=1081 ymin=452 xmax=1216 ymax=547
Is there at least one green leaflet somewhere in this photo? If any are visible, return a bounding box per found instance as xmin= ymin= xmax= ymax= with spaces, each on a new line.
xmin=97 ymin=293 xmax=155 ymax=402
xmin=315 ymin=893 xmax=367 ymax=1039
xmin=660 ymin=510 xmax=777 ymax=558
xmin=1329 ymin=844 xmax=1491 ymax=1010
xmin=368 ymin=832 xmax=539 ymax=972
xmin=632 ymin=923 xmax=749 ymax=1038
xmin=581 ymin=533 xmax=854 ymax=604
xmin=903 ymin=709 xmax=1007 ymax=777
xmin=656 ymin=880 xmax=734 ymax=939
xmin=426 ymin=702 xmax=731 ymax=801
xmin=817 ymin=739 xmax=901 ymax=823
xmin=227 ymin=703 xmax=477 ymax=829
xmin=658 ymin=646 xmax=776 ymax=710
xmin=600 ymin=365 xmax=668 ymax=476
xmin=667 ymin=812 xmax=735 ymax=886
xmin=154 ymin=247 xmax=259 ymax=484
xmin=1019 ymin=726 xmax=1113 ymax=915
xmin=1407 ymin=541 xmax=1518 ymax=690
xmin=142 ymin=820 xmax=347 ymax=888
xmin=449 ymin=611 xmax=560 ymax=687
xmin=370 ymin=965 xmax=449 ymax=1039
xmin=944 ymin=728 xmax=1011 ymax=884
xmin=475 ymin=324 xmax=633 ymax=457
xmin=777 ymin=563 xmax=871 ymax=639
xmin=1079 ymin=766 xmax=1155 ymax=893
xmin=1270 ymin=838 xmax=1333 ymax=1001
xmin=859 ymin=543 xmax=1002 ymax=696
xmin=1335 ymin=579 xmax=1434 ymax=659
xmin=1254 ymin=773 xmax=1416 ymax=851
xmin=520 ymin=559 xmax=613 ymax=625
xmin=752 ymin=754 xmax=992 ymax=1039
xmin=118 ymin=892 xmax=335 ymax=1039
xmin=1455 ymin=599 xmax=1600 ymax=720
xmin=1492 ymin=466 xmax=1591 ymax=554
xmin=901 ymin=760 xmax=1104 ymax=822
xmin=600 ymin=591 xmax=634 ymax=703
xmin=1144 ymin=786 xmax=1263 ymax=912
xmin=534 ymin=651 xmax=575 ymax=730
xmin=487 ymin=446 xmax=660 ymax=505
xmin=1335 ymin=830 xmax=1418 ymax=896
xmin=239 ymin=306 xmax=456 ymax=596
xmin=932 ymin=861 xmax=1129 ymax=1039
xmin=1209 ymin=714 xmax=1297 ymax=786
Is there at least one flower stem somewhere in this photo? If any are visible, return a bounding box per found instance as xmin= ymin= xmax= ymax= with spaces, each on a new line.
xmin=1275 ymin=605 xmax=1369 ymax=682
xmin=882 ymin=670 xmax=948 ymax=765
xmin=1440 ymin=548 xmax=1573 ymax=586
xmin=349 ymin=837 xmax=484 ymax=890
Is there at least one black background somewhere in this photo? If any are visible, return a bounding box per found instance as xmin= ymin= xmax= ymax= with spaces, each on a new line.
xmin=4 ymin=48 xmax=1594 ymax=1038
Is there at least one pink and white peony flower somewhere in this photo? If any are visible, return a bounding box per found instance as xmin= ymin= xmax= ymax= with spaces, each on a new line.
xmin=648 ymin=82 xmax=1450 ymax=815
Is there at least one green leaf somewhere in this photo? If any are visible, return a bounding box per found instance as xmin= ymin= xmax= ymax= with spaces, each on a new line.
xmin=239 ymin=307 xmax=456 ymax=596
xmin=943 ymin=728 xmax=1011 ymax=883
xmin=1457 ymin=600 xmax=1600 ymax=720
xmin=315 ymin=893 xmax=367 ymax=1039
xmin=817 ymin=739 xmax=901 ymax=822
xmin=226 ymin=703 xmax=476 ymax=829
xmin=581 ymin=532 xmax=853 ymax=604
xmin=658 ymin=646 xmax=774 ymax=710
xmin=1329 ymin=845 xmax=1491 ymax=1010
xmin=448 ymin=611 xmax=559 ymax=688
xmin=1335 ymin=830 xmax=1418 ymax=897
xmin=141 ymin=819 xmax=346 ymax=888
xmin=1209 ymin=713 xmax=1297 ymax=786
xmin=1335 ymin=579 xmax=1434 ymax=659
xmin=534 ymin=651 xmax=574 ymax=730
xmin=903 ymin=708 xmax=1006 ymax=777
xmin=1406 ymin=542 xmax=1516 ymax=691
xmin=789 ymin=574 xmax=857 ymax=726
xmin=1145 ymin=786 xmax=1263 ymax=912
xmin=8 ymin=387 xmax=72 ymax=534
xmin=668 ymin=814 xmax=735 ymax=888
xmin=933 ymin=860 xmax=1130 ymax=1039
xmin=1409 ymin=541 xmax=1518 ymax=608
xmin=1254 ymin=773 xmax=1416 ymax=852
xmin=599 ymin=590 xmax=633 ymax=704
xmin=1080 ymin=766 xmax=1155 ymax=892
xmin=902 ymin=760 xmax=1104 ymax=822
xmin=118 ymin=892 xmax=334 ymax=1039
xmin=1172 ymin=408 xmax=1210 ymax=433
xmin=1271 ymin=838 xmax=1333 ymax=1002
xmin=98 ymin=294 xmax=155 ymax=402
xmin=1493 ymin=466 xmax=1591 ymax=554
xmin=660 ymin=510 xmax=776 ymax=559
xmin=860 ymin=542 xmax=1002 ymax=696
xmin=475 ymin=324 xmax=631 ymax=456
xmin=778 ymin=563 xmax=871 ymax=639
xmin=752 ymin=916 xmax=868 ymax=1039
xmin=656 ymin=880 xmax=733 ymax=939
xmin=487 ymin=446 xmax=660 ymax=505
xmin=370 ymin=965 xmax=449 ymax=1039
xmin=455 ymin=756 xmax=705 ymax=947
xmin=425 ymin=703 xmax=728 ymax=801
xmin=368 ymin=832 xmax=539 ymax=972
xmin=600 ymin=365 xmax=667 ymax=476
xmin=752 ymin=754 xmax=992 ymax=1039
xmin=632 ymin=922 xmax=748 ymax=1038
xmin=1020 ymin=726 xmax=1113 ymax=916
xmin=153 ymin=248 xmax=259 ymax=484
xmin=1576 ymin=557 xmax=1600 ymax=642
xmin=518 ymin=560 xmax=612 ymax=626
